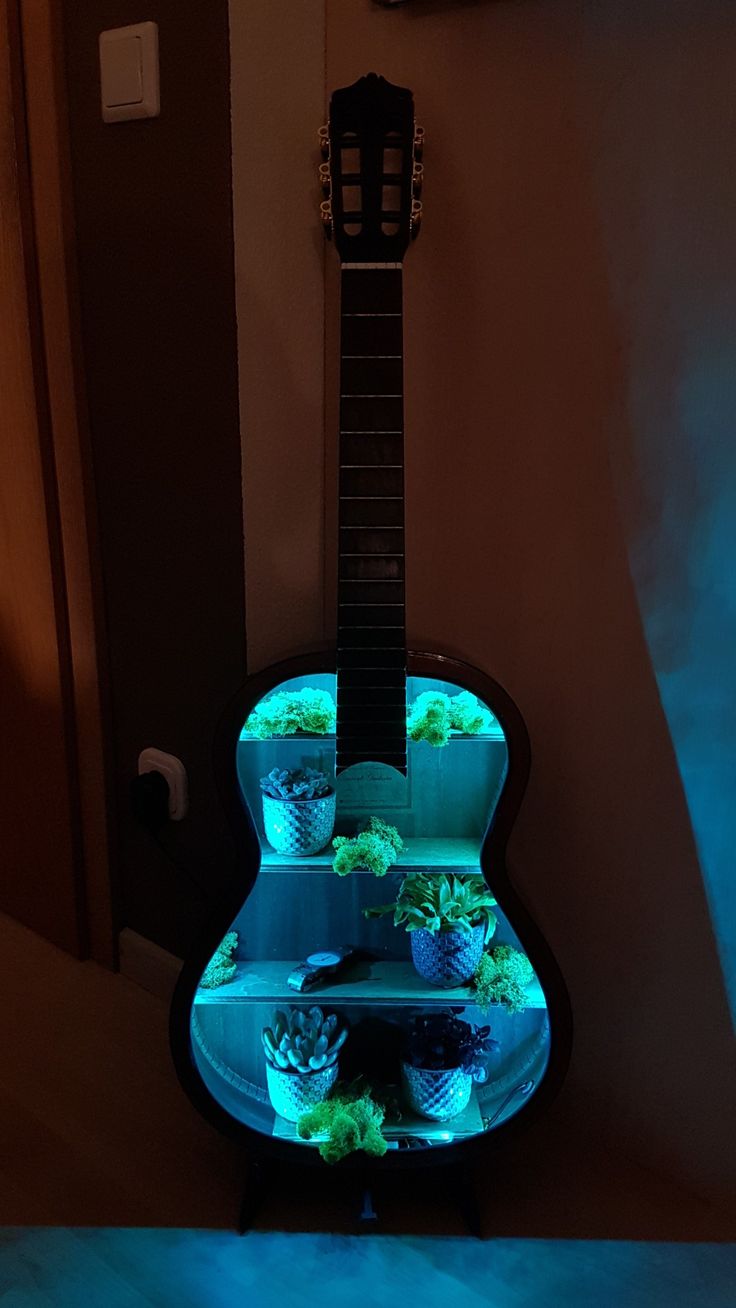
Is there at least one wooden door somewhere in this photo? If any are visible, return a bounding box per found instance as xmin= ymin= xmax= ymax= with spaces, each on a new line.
xmin=0 ymin=0 xmax=111 ymax=959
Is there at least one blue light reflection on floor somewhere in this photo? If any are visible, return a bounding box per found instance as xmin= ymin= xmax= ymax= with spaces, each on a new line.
xmin=1 ymin=1230 xmax=735 ymax=1308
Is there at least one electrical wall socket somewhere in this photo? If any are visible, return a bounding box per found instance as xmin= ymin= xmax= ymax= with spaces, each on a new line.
xmin=138 ymin=748 xmax=188 ymax=820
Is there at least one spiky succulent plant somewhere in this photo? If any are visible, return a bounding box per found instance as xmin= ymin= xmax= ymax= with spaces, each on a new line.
xmin=262 ymin=1007 xmax=348 ymax=1075
xmin=260 ymin=767 xmax=332 ymax=801
xmin=245 ymin=687 xmax=336 ymax=739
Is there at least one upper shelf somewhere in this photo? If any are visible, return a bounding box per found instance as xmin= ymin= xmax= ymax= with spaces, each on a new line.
xmin=259 ymin=835 xmax=483 ymax=874
xmin=238 ymin=727 xmax=506 ymax=744
xmin=194 ymin=959 xmax=546 ymax=1009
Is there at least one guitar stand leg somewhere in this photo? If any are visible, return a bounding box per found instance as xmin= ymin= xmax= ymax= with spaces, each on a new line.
xmin=359 ymin=1183 xmax=379 ymax=1229
xmin=238 ymin=1159 xmax=271 ymax=1234
xmin=450 ymin=1163 xmax=481 ymax=1239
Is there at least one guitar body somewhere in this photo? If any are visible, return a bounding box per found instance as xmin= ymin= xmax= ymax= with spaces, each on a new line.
xmin=170 ymin=74 xmax=571 ymax=1175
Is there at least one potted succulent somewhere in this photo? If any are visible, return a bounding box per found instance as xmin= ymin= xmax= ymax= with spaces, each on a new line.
xmin=245 ymin=686 xmax=336 ymax=739
xmin=260 ymin=767 xmax=336 ymax=856
xmin=262 ymin=1006 xmax=348 ymax=1122
xmin=401 ymin=1011 xmax=498 ymax=1121
xmin=363 ymin=871 xmax=497 ymax=987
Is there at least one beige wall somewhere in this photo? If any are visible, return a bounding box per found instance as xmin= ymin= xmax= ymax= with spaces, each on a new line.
xmin=231 ymin=0 xmax=735 ymax=1201
xmin=230 ymin=0 xmax=326 ymax=672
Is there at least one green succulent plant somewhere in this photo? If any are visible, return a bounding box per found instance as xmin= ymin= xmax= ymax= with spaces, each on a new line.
xmin=472 ymin=944 xmax=535 ymax=1014
xmin=199 ymin=931 xmax=238 ymax=989
xmin=296 ymin=1081 xmax=388 ymax=1163
xmin=245 ymin=687 xmax=336 ymax=739
xmin=364 ymin=871 xmax=497 ymax=943
xmin=407 ymin=690 xmax=495 ymax=747
xmin=260 ymin=767 xmax=332 ymax=800
xmin=262 ymin=1006 xmax=348 ymax=1074
xmin=332 ymin=817 xmax=404 ymax=877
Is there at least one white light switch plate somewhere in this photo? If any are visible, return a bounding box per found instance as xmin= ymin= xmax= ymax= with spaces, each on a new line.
xmin=100 ymin=22 xmax=159 ymax=123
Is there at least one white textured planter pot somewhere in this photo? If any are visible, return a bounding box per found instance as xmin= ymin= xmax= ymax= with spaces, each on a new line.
xmin=262 ymin=789 xmax=336 ymax=856
xmin=266 ymin=1061 xmax=339 ymax=1122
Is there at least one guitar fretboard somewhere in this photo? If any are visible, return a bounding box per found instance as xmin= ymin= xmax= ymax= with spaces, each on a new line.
xmin=336 ymin=266 xmax=407 ymax=774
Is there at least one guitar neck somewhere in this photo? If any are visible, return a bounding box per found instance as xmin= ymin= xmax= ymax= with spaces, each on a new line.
xmin=336 ymin=265 xmax=407 ymax=774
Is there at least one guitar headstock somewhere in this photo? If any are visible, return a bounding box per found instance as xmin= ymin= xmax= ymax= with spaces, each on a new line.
xmin=319 ymin=73 xmax=423 ymax=261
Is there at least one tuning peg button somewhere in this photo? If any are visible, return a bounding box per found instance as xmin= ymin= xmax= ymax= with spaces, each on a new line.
xmin=318 ymin=124 xmax=330 ymax=160
xmin=410 ymin=198 xmax=422 ymax=239
xmin=320 ymin=199 xmax=333 ymax=239
xmin=412 ymin=162 xmax=424 ymax=197
xmin=319 ymin=162 xmax=332 ymax=194
xmin=413 ymin=124 xmax=425 ymax=161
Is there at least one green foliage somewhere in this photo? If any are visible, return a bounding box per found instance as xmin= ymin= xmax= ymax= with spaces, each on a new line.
xmin=296 ymin=1081 xmax=388 ymax=1163
xmin=199 ymin=932 xmax=238 ymax=989
xmin=245 ymin=687 xmax=336 ymax=739
xmin=262 ymin=1006 xmax=348 ymax=1073
xmin=472 ymin=944 xmax=535 ymax=1014
xmin=407 ymin=690 xmax=494 ymax=747
xmin=260 ymin=767 xmax=331 ymax=800
xmin=332 ymin=817 xmax=404 ymax=877
xmin=364 ymin=871 xmax=497 ymax=943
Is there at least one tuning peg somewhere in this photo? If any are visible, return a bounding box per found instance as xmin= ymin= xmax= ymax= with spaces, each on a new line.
xmin=319 ymin=161 xmax=332 ymax=194
xmin=318 ymin=124 xmax=330 ymax=160
xmin=413 ymin=124 xmax=425 ymax=161
xmin=412 ymin=162 xmax=424 ymax=197
xmin=410 ymin=198 xmax=422 ymax=239
xmin=320 ymin=199 xmax=333 ymax=239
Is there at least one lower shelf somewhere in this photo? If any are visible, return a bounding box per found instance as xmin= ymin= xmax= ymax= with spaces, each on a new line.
xmin=272 ymin=1087 xmax=484 ymax=1151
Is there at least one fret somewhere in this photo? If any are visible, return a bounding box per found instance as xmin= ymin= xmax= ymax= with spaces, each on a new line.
xmin=338 ymin=556 xmax=403 ymax=580
xmin=340 ymin=468 xmax=403 ymax=497
xmin=337 ymin=753 xmax=407 ymax=770
xmin=340 ymin=396 xmax=403 ymax=429
xmin=338 ymin=646 xmax=406 ymax=667
xmin=342 ymin=312 xmax=401 ymax=317
xmin=341 ymin=354 xmax=402 ymax=359
xmin=338 ymin=628 xmax=406 ymax=649
xmin=339 ymin=580 xmax=404 ymax=601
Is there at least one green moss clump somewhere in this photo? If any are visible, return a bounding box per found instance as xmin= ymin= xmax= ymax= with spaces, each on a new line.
xmin=200 ymin=932 xmax=238 ymax=989
xmin=472 ymin=944 xmax=534 ymax=1014
xmin=407 ymin=690 xmax=494 ymax=747
xmin=332 ymin=817 xmax=404 ymax=877
xmin=296 ymin=1084 xmax=388 ymax=1164
xmin=244 ymin=687 xmax=336 ymax=739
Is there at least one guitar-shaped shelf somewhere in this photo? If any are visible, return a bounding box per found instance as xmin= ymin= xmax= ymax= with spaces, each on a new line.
xmin=170 ymin=75 xmax=571 ymax=1196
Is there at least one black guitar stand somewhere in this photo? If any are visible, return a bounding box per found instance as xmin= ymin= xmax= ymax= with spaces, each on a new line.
xmin=238 ymin=1158 xmax=482 ymax=1237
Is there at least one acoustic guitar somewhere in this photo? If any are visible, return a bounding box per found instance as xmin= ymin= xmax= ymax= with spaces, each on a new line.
xmin=171 ymin=73 xmax=571 ymax=1189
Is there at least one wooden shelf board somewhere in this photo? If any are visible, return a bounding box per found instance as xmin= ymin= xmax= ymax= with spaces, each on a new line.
xmin=272 ymin=1086 xmax=484 ymax=1146
xmin=238 ymin=728 xmax=506 ymax=743
xmin=259 ymin=835 xmax=484 ymax=874
xmin=194 ymin=960 xmax=545 ymax=1009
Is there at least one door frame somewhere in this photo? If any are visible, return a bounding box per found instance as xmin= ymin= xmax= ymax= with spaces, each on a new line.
xmin=5 ymin=0 xmax=115 ymax=964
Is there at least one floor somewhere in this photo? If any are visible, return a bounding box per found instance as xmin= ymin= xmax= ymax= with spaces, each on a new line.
xmin=1 ymin=913 xmax=733 ymax=1305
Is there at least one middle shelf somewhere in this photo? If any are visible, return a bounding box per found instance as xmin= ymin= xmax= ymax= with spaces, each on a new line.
xmin=195 ymin=960 xmax=546 ymax=1009
xmin=259 ymin=835 xmax=484 ymax=874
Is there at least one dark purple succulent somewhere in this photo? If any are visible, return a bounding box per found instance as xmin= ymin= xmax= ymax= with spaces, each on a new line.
xmin=403 ymin=1011 xmax=498 ymax=1082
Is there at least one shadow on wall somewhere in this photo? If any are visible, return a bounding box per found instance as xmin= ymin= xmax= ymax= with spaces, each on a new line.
xmin=323 ymin=0 xmax=736 ymax=1201
xmin=580 ymin=0 xmax=736 ymax=1027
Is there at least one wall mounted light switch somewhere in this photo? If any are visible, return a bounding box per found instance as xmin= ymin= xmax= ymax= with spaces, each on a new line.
xmin=100 ymin=22 xmax=159 ymax=123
